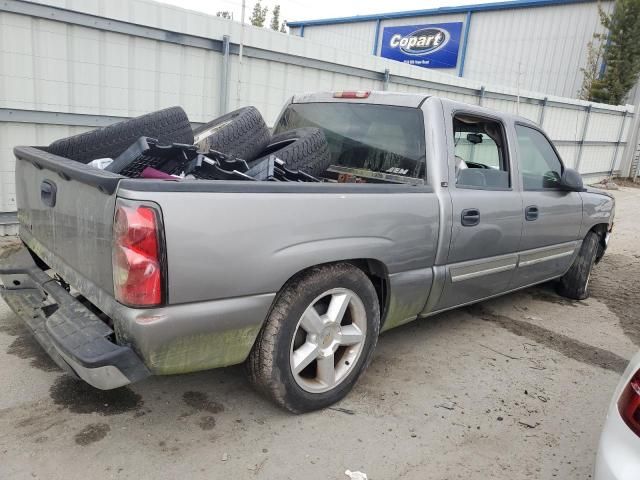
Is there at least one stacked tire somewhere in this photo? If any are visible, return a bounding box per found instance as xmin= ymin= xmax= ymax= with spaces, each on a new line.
xmin=46 ymin=107 xmax=194 ymax=163
xmin=194 ymin=108 xmax=332 ymax=176
xmin=193 ymin=106 xmax=271 ymax=161
xmin=47 ymin=105 xmax=332 ymax=177
xmin=249 ymin=128 xmax=331 ymax=177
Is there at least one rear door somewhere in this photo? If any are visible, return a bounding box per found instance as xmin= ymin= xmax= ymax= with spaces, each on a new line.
xmin=434 ymin=108 xmax=523 ymax=310
xmin=509 ymin=124 xmax=582 ymax=289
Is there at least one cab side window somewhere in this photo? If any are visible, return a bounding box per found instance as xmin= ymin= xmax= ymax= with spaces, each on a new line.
xmin=516 ymin=125 xmax=563 ymax=190
xmin=453 ymin=115 xmax=510 ymax=189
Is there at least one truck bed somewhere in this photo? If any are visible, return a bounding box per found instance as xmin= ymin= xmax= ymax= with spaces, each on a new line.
xmin=9 ymin=144 xmax=439 ymax=379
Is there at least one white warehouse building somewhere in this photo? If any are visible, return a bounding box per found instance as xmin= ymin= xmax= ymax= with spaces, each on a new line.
xmin=288 ymin=0 xmax=614 ymax=99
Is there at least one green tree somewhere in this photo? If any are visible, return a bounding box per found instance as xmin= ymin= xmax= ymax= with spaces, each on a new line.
xmin=280 ymin=21 xmax=287 ymax=33
xmin=216 ymin=11 xmax=232 ymax=19
xmin=270 ymin=4 xmax=281 ymax=30
xmin=587 ymin=0 xmax=640 ymax=105
xmin=250 ymin=1 xmax=269 ymax=27
xmin=578 ymin=37 xmax=605 ymax=100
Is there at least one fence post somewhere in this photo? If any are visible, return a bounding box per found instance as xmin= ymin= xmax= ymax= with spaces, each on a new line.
xmin=575 ymin=104 xmax=592 ymax=172
xmin=220 ymin=35 xmax=230 ymax=115
xmin=608 ymin=110 xmax=628 ymax=178
xmin=478 ymin=86 xmax=485 ymax=106
xmin=620 ymin=87 xmax=640 ymax=178
xmin=383 ymin=68 xmax=390 ymax=91
xmin=538 ymin=97 xmax=548 ymax=126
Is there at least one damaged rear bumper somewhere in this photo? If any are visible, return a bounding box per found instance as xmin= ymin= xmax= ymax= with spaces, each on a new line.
xmin=0 ymin=246 xmax=150 ymax=389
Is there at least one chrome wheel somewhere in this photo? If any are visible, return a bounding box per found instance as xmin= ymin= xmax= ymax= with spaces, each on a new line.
xmin=289 ymin=288 xmax=367 ymax=394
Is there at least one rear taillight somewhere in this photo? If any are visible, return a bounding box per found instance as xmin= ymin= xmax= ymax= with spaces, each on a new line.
xmin=618 ymin=369 xmax=640 ymax=437
xmin=113 ymin=203 xmax=164 ymax=307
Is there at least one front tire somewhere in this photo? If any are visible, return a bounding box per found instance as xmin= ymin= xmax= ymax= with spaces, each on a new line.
xmin=557 ymin=231 xmax=600 ymax=300
xmin=247 ymin=263 xmax=380 ymax=413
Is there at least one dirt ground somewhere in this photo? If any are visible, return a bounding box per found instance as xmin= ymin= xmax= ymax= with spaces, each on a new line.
xmin=1 ymin=188 xmax=639 ymax=480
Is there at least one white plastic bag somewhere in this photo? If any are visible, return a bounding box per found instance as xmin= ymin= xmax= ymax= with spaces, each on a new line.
xmin=87 ymin=158 xmax=113 ymax=170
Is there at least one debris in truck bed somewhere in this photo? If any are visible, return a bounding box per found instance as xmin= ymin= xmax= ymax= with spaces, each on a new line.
xmin=245 ymin=156 xmax=321 ymax=182
xmin=52 ymin=105 xmax=332 ymax=181
xmin=182 ymin=153 xmax=255 ymax=181
xmin=91 ymin=135 xmax=321 ymax=182
xmin=105 ymin=137 xmax=198 ymax=177
xmin=140 ymin=167 xmax=180 ymax=180
xmin=87 ymin=158 xmax=113 ymax=170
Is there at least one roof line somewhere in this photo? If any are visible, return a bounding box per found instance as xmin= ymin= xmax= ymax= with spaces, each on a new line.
xmin=286 ymin=0 xmax=598 ymax=27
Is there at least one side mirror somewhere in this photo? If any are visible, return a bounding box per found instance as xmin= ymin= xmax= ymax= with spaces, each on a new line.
xmin=559 ymin=168 xmax=584 ymax=192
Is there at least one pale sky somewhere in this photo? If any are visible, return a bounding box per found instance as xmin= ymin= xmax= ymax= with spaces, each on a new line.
xmin=154 ymin=0 xmax=488 ymax=25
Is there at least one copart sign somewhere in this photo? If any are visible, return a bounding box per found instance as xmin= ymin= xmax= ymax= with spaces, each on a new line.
xmin=380 ymin=22 xmax=463 ymax=69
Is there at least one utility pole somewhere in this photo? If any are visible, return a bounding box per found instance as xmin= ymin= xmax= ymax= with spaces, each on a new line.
xmin=236 ymin=0 xmax=246 ymax=108
xmin=239 ymin=0 xmax=245 ymax=62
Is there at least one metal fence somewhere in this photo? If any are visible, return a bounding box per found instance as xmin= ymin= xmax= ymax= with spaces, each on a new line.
xmin=0 ymin=0 xmax=637 ymax=234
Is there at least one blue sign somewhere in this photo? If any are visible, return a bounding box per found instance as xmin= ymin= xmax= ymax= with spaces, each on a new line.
xmin=380 ymin=22 xmax=463 ymax=69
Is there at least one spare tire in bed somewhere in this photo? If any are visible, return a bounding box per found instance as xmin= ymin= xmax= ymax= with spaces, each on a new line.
xmin=251 ymin=128 xmax=332 ymax=177
xmin=194 ymin=107 xmax=271 ymax=161
xmin=46 ymin=106 xmax=194 ymax=163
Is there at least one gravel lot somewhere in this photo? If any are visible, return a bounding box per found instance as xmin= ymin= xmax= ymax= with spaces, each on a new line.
xmin=1 ymin=187 xmax=639 ymax=480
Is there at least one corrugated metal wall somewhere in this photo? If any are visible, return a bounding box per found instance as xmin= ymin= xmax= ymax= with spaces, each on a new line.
xmin=301 ymin=21 xmax=378 ymax=56
xmin=0 ymin=0 xmax=634 ymax=233
xmin=292 ymin=1 xmax=613 ymax=99
xmin=463 ymin=2 xmax=611 ymax=99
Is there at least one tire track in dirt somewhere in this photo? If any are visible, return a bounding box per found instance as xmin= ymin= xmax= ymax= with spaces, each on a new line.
xmin=589 ymin=253 xmax=640 ymax=346
xmin=468 ymin=306 xmax=628 ymax=374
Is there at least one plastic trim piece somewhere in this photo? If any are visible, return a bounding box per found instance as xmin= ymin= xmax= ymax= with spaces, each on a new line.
xmin=118 ymin=179 xmax=434 ymax=194
xmin=14 ymin=146 xmax=123 ymax=195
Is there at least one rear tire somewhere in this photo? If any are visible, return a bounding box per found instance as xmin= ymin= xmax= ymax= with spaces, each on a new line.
xmin=247 ymin=263 xmax=380 ymax=413
xmin=251 ymin=128 xmax=332 ymax=177
xmin=194 ymin=107 xmax=271 ymax=161
xmin=557 ymin=231 xmax=599 ymax=300
xmin=46 ymin=106 xmax=193 ymax=163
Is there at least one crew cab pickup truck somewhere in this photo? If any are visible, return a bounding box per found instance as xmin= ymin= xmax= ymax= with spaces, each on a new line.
xmin=1 ymin=91 xmax=614 ymax=413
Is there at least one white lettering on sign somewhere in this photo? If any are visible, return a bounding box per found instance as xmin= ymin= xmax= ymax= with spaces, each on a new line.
xmin=389 ymin=28 xmax=448 ymax=56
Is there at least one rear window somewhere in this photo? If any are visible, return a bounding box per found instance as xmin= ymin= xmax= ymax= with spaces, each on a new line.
xmin=274 ymin=102 xmax=426 ymax=182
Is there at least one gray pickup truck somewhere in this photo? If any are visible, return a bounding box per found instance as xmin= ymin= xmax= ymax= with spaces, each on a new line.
xmin=1 ymin=91 xmax=614 ymax=413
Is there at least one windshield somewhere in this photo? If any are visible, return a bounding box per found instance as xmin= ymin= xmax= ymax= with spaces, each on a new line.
xmin=274 ymin=102 xmax=426 ymax=180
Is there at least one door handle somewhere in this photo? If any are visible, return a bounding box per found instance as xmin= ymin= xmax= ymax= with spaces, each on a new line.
xmin=525 ymin=205 xmax=539 ymax=221
xmin=40 ymin=180 xmax=57 ymax=207
xmin=461 ymin=208 xmax=480 ymax=227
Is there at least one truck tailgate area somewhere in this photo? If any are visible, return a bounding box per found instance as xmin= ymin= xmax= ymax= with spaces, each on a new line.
xmin=15 ymin=147 xmax=118 ymax=295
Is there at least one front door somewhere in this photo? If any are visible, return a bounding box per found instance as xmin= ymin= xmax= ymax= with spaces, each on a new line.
xmin=434 ymin=112 xmax=524 ymax=311
xmin=510 ymin=124 xmax=582 ymax=289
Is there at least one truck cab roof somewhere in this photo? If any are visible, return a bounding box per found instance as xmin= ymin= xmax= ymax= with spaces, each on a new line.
xmin=290 ymin=90 xmax=538 ymax=127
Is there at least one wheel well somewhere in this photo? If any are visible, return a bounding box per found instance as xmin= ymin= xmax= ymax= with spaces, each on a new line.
xmin=589 ymin=223 xmax=608 ymax=263
xmin=277 ymin=259 xmax=390 ymax=328
xmin=344 ymin=259 xmax=390 ymax=327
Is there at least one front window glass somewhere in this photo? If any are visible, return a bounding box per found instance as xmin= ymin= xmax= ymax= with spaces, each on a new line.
xmin=516 ymin=125 xmax=563 ymax=190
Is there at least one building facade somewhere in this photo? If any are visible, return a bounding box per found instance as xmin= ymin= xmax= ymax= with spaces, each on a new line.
xmin=288 ymin=0 xmax=614 ymax=99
